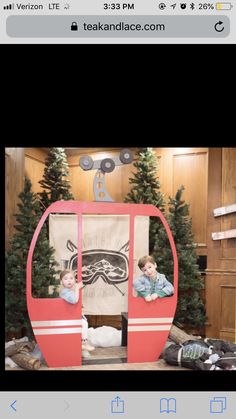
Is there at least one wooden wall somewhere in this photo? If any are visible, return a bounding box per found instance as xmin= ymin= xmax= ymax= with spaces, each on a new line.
xmin=7 ymin=147 xmax=209 ymax=255
xmin=5 ymin=148 xmax=25 ymax=248
xmin=67 ymin=148 xmax=134 ymax=203
xmin=25 ymin=147 xmax=47 ymax=193
xmin=205 ymin=148 xmax=236 ymax=342
xmin=67 ymin=147 xmax=208 ymax=255
xmin=154 ymin=148 xmax=208 ymax=256
xmin=5 ymin=147 xmax=47 ymax=246
xmin=7 ymin=147 xmax=236 ymax=340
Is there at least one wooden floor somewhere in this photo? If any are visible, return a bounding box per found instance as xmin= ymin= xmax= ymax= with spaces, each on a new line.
xmin=6 ymin=346 xmax=188 ymax=370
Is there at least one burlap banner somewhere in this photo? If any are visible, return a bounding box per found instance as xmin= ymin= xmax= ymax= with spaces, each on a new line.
xmin=49 ymin=214 xmax=149 ymax=315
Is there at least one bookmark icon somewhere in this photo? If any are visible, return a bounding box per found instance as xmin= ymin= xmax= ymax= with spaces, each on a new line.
xmin=160 ymin=398 xmax=177 ymax=413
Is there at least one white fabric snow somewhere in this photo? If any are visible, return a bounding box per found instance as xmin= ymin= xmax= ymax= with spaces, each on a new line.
xmin=88 ymin=326 xmax=121 ymax=347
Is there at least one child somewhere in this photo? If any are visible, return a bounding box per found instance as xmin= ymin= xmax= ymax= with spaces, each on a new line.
xmin=133 ymin=255 xmax=174 ymax=302
xmin=59 ymin=270 xmax=94 ymax=355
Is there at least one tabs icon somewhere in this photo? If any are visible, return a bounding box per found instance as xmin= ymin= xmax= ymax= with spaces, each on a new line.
xmin=210 ymin=397 xmax=227 ymax=414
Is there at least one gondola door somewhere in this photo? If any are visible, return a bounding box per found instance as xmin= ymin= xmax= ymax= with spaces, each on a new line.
xmin=27 ymin=203 xmax=83 ymax=367
xmin=127 ymin=205 xmax=178 ymax=363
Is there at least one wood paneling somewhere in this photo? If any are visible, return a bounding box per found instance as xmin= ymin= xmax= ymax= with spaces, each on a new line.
xmin=154 ymin=148 xmax=208 ymax=253
xmin=5 ymin=148 xmax=25 ymax=247
xmin=221 ymin=148 xmax=236 ymax=260
xmin=220 ymin=285 xmax=235 ymax=331
xmin=25 ymin=148 xmax=132 ymax=201
xmin=86 ymin=315 xmax=122 ymax=330
xmin=8 ymin=147 xmax=209 ymax=252
xmin=23 ymin=147 xmax=209 ymax=252
xmin=68 ymin=149 xmax=134 ymax=202
xmin=25 ymin=148 xmax=47 ymax=193
xmin=205 ymin=275 xmax=236 ymax=341
xmin=205 ymin=148 xmax=236 ymax=342
xmin=173 ymin=152 xmax=208 ymax=246
xmin=69 ymin=147 xmax=209 ymax=252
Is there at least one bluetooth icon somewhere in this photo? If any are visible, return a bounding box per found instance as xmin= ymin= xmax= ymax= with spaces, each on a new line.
xmin=190 ymin=2 xmax=195 ymax=8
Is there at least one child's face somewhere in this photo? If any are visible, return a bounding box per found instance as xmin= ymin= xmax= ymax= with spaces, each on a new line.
xmin=141 ymin=262 xmax=157 ymax=279
xmin=61 ymin=273 xmax=75 ymax=289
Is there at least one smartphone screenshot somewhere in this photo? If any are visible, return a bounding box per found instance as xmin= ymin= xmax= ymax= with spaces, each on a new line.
xmin=4 ymin=146 xmax=236 ymax=419
xmin=0 ymin=1 xmax=235 ymax=43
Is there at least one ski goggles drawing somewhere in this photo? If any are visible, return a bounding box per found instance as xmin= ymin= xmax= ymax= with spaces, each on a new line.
xmin=67 ymin=250 xmax=129 ymax=285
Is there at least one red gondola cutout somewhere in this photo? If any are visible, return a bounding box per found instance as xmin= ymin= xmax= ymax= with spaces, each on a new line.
xmin=27 ymin=201 xmax=178 ymax=367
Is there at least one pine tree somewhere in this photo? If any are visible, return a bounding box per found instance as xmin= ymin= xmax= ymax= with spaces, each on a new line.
xmin=152 ymin=185 xmax=207 ymax=330
xmin=5 ymin=177 xmax=59 ymax=339
xmin=124 ymin=147 xmax=165 ymax=253
xmin=38 ymin=147 xmax=74 ymax=210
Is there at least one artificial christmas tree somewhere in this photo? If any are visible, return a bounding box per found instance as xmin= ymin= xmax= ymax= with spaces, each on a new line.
xmin=38 ymin=147 xmax=74 ymax=210
xmin=152 ymin=185 xmax=206 ymax=331
xmin=124 ymin=147 xmax=165 ymax=253
xmin=5 ymin=177 xmax=59 ymax=339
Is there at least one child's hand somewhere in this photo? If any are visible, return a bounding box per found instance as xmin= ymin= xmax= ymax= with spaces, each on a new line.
xmin=77 ymin=281 xmax=83 ymax=289
xmin=145 ymin=295 xmax=152 ymax=302
xmin=151 ymin=293 xmax=158 ymax=300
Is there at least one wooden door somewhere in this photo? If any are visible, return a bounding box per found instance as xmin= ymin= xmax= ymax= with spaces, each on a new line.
xmin=205 ymin=148 xmax=236 ymax=343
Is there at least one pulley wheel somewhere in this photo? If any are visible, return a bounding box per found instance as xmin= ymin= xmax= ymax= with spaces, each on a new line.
xmin=79 ymin=155 xmax=94 ymax=170
xmin=120 ymin=149 xmax=133 ymax=164
xmin=101 ymin=158 xmax=115 ymax=173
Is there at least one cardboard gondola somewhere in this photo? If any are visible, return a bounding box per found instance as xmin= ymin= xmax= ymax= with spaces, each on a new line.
xmin=26 ymin=201 xmax=178 ymax=367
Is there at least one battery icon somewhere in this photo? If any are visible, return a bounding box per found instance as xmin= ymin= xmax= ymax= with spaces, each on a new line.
xmin=216 ymin=2 xmax=233 ymax=9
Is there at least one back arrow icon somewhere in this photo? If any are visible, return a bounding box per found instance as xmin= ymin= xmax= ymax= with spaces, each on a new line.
xmin=10 ymin=400 xmax=17 ymax=412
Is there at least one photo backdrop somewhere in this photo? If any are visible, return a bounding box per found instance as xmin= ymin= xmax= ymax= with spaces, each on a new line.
xmin=49 ymin=214 xmax=149 ymax=315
